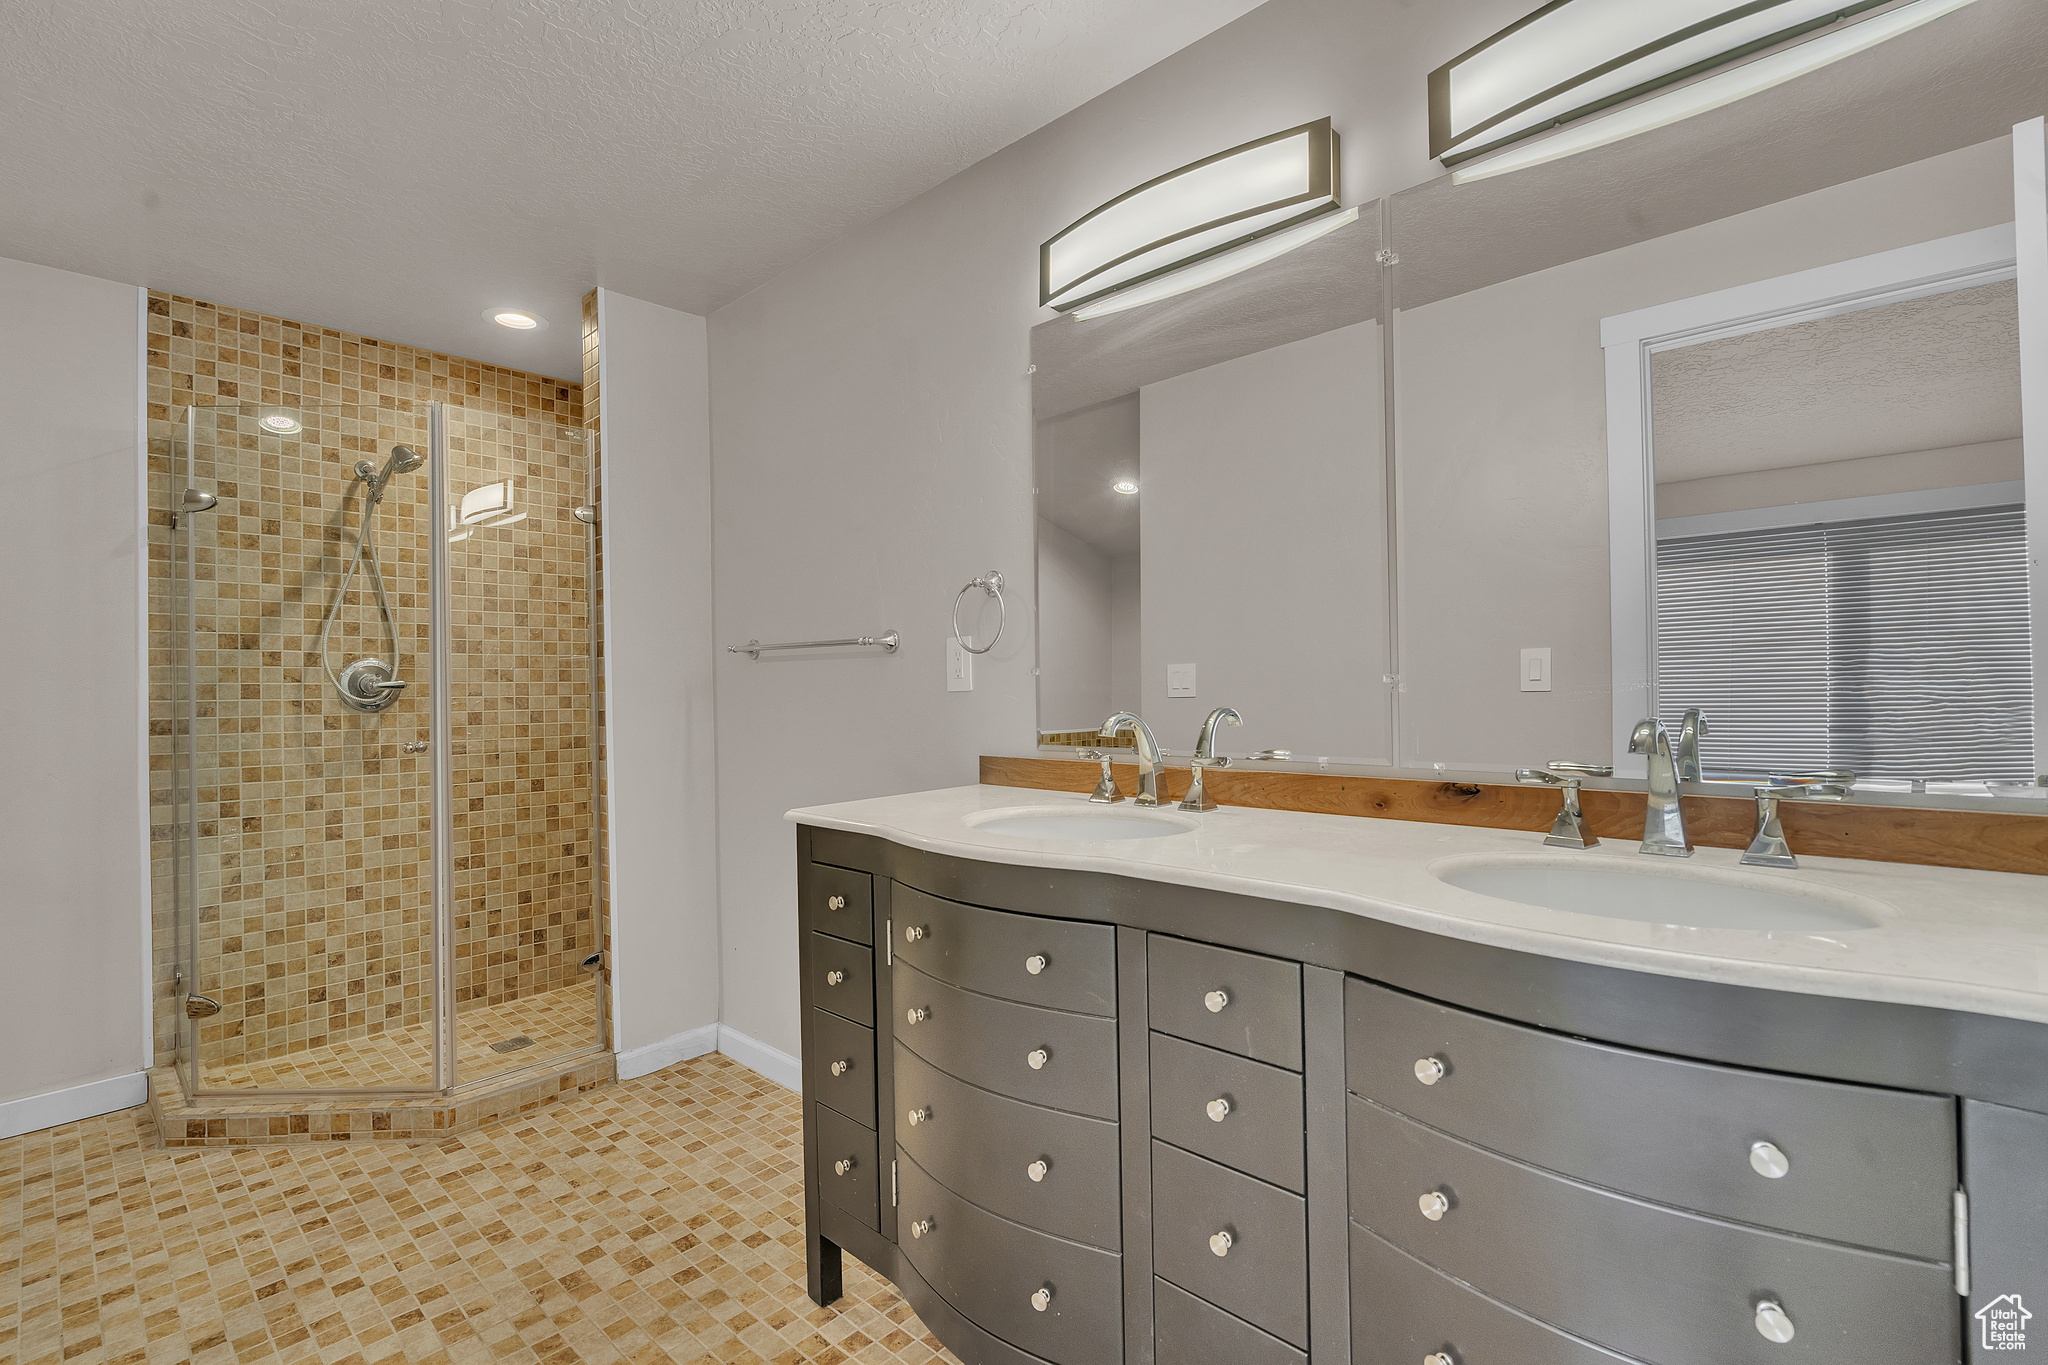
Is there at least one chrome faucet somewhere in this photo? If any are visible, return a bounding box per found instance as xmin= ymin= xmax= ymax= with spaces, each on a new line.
xmin=1741 ymin=772 xmax=1854 ymax=868
xmin=1098 ymin=712 xmax=1163 ymax=806
xmin=1515 ymin=760 xmax=1613 ymax=848
xmin=1628 ymin=718 xmax=1693 ymax=857
xmin=1676 ymin=708 xmax=1710 ymax=782
xmin=1078 ymin=748 xmax=1123 ymax=804
xmin=1180 ymin=708 xmax=1243 ymax=812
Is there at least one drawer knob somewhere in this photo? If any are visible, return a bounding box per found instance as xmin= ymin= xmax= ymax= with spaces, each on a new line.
xmin=1027 ymin=1048 xmax=1050 ymax=1070
xmin=1749 ymin=1140 xmax=1790 ymax=1179
xmin=1754 ymin=1300 xmax=1795 ymax=1343
xmin=1031 ymin=1286 xmax=1053 ymax=1312
xmin=1209 ymin=1230 xmax=1233 ymax=1257
xmin=1418 ymin=1190 xmax=1450 ymax=1221
xmin=906 ymin=1007 xmax=929 ymax=1025
xmin=910 ymin=1218 xmax=933 ymax=1239
xmin=905 ymin=925 xmax=926 ymax=942
xmin=1206 ymin=1098 xmax=1232 ymax=1123
xmin=832 ymin=1157 xmax=856 ymax=1176
xmin=1204 ymin=989 xmax=1230 ymax=1014
xmin=1027 ymin=1159 xmax=1049 ymax=1182
xmin=1025 ymin=954 xmax=1048 ymax=975
xmin=824 ymin=970 xmax=845 ymax=987
xmin=1414 ymin=1057 xmax=1446 ymax=1085
xmin=907 ymin=1107 xmax=930 ymax=1126
xmin=828 ymin=1059 xmax=850 ymax=1077
xmin=1424 ymin=1355 xmax=1455 ymax=1365
xmin=827 ymin=894 xmax=846 ymax=911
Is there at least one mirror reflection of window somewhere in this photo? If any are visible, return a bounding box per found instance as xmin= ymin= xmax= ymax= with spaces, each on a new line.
xmin=1650 ymin=279 xmax=2029 ymax=786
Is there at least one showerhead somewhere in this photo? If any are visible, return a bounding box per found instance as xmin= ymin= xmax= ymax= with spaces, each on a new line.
xmin=361 ymin=444 xmax=426 ymax=501
xmin=388 ymin=445 xmax=426 ymax=473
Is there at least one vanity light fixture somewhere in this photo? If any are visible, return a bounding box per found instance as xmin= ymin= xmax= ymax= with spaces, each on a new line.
xmin=485 ymin=309 xmax=545 ymax=330
xmin=1112 ymin=479 xmax=1139 ymax=495
xmin=258 ymin=412 xmax=302 ymax=434
xmin=1071 ymin=206 xmax=1362 ymax=321
xmin=1043 ymin=118 xmax=1346 ymax=317
xmin=1436 ymin=0 xmax=1982 ymax=184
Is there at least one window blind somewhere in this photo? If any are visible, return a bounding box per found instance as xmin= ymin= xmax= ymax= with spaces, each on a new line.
xmin=1655 ymin=503 xmax=2034 ymax=781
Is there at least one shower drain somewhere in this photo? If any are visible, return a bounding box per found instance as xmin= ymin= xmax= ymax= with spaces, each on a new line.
xmin=488 ymin=1035 xmax=537 ymax=1054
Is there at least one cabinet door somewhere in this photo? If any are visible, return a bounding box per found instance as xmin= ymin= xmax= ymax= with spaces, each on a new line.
xmin=1151 ymin=1141 xmax=1307 ymax=1349
xmin=811 ymin=932 xmax=874 ymax=1026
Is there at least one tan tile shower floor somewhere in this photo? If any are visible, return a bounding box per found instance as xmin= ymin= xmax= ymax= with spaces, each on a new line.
xmin=3 ymin=1053 xmax=963 ymax=1365
xmin=201 ymin=985 xmax=602 ymax=1092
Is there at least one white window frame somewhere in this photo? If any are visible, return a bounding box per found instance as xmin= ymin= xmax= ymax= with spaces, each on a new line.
xmin=1601 ymin=221 xmax=2025 ymax=778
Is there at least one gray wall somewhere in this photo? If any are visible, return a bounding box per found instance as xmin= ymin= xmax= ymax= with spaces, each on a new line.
xmin=1036 ymin=516 xmax=1113 ymax=730
xmin=0 ymin=256 xmax=145 ymax=1122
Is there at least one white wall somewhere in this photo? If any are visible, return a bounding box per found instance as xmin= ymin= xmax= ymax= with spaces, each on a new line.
xmin=0 ymin=257 xmax=146 ymax=1134
xmin=1035 ymin=516 xmax=1112 ymax=729
xmin=1140 ymin=319 xmax=1388 ymax=760
xmin=593 ymin=289 xmax=725 ymax=1078
xmin=1110 ymin=555 xmax=1142 ymax=716
xmin=1394 ymin=138 xmax=2017 ymax=772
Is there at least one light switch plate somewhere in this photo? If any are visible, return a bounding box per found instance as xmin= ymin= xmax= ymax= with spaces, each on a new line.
xmin=1167 ymin=663 xmax=1197 ymax=698
xmin=948 ymin=637 xmax=974 ymax=691
xmin=1520 ymin=647 xmax=1552 ymax=693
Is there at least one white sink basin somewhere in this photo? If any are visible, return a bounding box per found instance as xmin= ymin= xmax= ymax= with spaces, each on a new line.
xmin=1433 ymin=856 xmax=1883 ymax=932
xmin=967 ymin=806 xmax=1197 ymax=842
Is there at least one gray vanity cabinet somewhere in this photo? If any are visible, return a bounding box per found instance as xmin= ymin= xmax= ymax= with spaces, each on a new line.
xmin=797 ymin=828 xmax=2035 ymax=1365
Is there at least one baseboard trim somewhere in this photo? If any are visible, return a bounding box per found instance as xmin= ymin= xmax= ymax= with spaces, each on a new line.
xmin=615 ymin=1023 xmax=719 ymax=1081
xmin=716 ymin=1025 xmax=803 ymax=1093
xmin=1 ymin=1071 xmax=149 ymax=1139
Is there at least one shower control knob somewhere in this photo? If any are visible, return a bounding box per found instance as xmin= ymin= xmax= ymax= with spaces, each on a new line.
xmin=1419 ymin=1191 xmax=1451 ymax=1221
xmin=1414 ymin=1057 xmax=1446 ymax=1085
xmin=905 ymin=925 xmax=926 ymax=942
xmin=1025 ymin=954 xmax=1048 ymax=975
xmin=1027 ymin=1048 xmax=1050 ymax=1070
xmin=827 ymin=895 xmax=845 ymax=911
xmin=828 ymin=1059 xmax=850 ymax=1077
xmin=1209 ymin=1231 xmax=1233 ymax=1257
xmin=907 ymin=1107 xmax=930 ymax=1126
xmin=1207 ymin=1098 xmax=1231 ymax=1123
xmin=825 ymin=970 xmax=845 ymax=987
xmin=832 ymin=1157 xmax=856 ymax=1177
xmin=910 ymin=1219 xmax=933 ymax=1239
xmin=1204 ymin=989 xmax=1230 ymax=1013
xmin=1754 ymin=1300 xmax=1795 ymax=1343
xmin=1750 ymin=1141 xmax=1791 ymax=1179
xmin=1027 ymin=1160 xmax=1048 ymax=1182
xmin=906 ymin=1007 xmax=929 ymax=1025
xmin=1031 ymin=1287 xmax=1053 ymax=1312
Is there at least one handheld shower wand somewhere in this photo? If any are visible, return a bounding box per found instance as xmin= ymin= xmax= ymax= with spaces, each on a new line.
xmin=317 ymin=445 xmax=428 ymax=712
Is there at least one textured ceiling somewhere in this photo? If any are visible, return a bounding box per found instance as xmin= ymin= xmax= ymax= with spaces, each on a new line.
xmin=0 ymin=0 xmax=1264 ymax=378
xmin=1651 ymin=280 xmax=2021 ymax=482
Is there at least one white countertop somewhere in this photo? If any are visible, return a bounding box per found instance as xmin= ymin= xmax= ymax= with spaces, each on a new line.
xmin=788 ymin=784 xmax=2048 ymax=1026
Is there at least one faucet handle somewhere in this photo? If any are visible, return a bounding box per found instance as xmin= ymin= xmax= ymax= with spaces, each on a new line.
xmin=1079 ymin=749 xmax=1124 ymax=805
xmin=1769 ymin=771 xmax=1854 ymax=800
xmin=1519 ymin=763 xmax=1601 ymax=849
xmin=1547 ymin=760 xmax=1614 ymax=777
xmin=1515 ymin=768 xmax=1564 ymax=786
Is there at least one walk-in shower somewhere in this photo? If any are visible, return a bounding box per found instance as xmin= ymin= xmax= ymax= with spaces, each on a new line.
xmin=160 ymin=400 xmax=605 ymax=1097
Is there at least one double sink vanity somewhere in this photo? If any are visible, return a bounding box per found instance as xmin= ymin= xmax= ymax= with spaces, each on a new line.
xmin=790 ymin=770 xmax=2048 ymax=1365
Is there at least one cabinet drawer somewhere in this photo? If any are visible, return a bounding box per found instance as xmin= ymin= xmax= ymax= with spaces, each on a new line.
xmin=1346 ymin=976 xmax=1957 ymax=1259
xmin=898 ymin=1149 xmax=1122 ymax=1365
xmin=813 ymin=1103 xmax=879 ymax=1233
xmin=1154 ymin=1276 xmax=1304 ymax=1365
xmin=1348 ymin=1096 xmax=1958 ymax=1365
xmin=806 ymin=1009 xmax=877 ymax=1127
xmin=1150 ymin=1033 xmax=1304 ymax=1194
xmin=808 ymin=863 xmax=872 ymax=944
xmin=1351 ymin=1220 xmax=1641 ymax=1365
xmin=1148 ymin=936 xmax=1302 ymax=1071
xmin=894 ymin=885 xmax=1116 ymax=1016
xmin=1152 ymin=1140 xmax=1307 ymax=1349
xmin=895 ymin=1041 xmax=1121 ymax=1251
xmin=894 ymin=958 xmax=1119 ymax=1119
xmin=811 ymin=932 xmax=874 ymax=1027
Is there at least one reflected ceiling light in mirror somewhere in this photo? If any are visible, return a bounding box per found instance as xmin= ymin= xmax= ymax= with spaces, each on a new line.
xmin=1441 ymin=0 xmax=1982 ymax=184
xmin=1043 ymin=119 xmax=1343 ymax=315
xmin=1069 ymin=205 xmax=1361 ymax=321
xmin=1112 ymin=479 xmax=1139 ymax=495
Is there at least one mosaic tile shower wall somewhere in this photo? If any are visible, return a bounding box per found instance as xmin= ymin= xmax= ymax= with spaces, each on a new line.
xmin=147 ymin=292 xmax=600 ymax=1084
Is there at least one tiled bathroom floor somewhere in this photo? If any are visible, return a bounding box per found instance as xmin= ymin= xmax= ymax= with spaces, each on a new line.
xmin=3 ymin=1053 xmax=962 ymax=1365
xmin=200 ymin=984 xmax=603 ymax=1092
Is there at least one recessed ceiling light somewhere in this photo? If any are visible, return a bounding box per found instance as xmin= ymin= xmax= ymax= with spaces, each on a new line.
xmin=485 ymin=309 xmax=546 ymax=330
xmin=259 ymin=412 xmax=302 ymax=434
xmin=1112 ymin=479 xmax=1139 ymax=495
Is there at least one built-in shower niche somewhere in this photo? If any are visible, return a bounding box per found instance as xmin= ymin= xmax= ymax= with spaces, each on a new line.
xmin=155 ymin=396 xmax=606 ymax=1115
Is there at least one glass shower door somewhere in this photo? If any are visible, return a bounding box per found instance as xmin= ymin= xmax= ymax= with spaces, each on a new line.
xmin=175 ymin=401 xmax=441 ymax=1093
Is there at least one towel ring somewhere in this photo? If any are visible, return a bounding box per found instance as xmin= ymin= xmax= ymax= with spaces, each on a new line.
xmin=952 ymin=571 xmax=1006 ymax=655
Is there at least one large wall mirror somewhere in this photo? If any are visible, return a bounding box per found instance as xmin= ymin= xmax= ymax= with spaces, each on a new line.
xmin=1030 ymin=0 xmax=2046 ymax=809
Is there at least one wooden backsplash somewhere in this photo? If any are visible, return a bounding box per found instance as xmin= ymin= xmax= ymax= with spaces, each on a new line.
xmin=981 ymin=756 xmax=2048 ymax=878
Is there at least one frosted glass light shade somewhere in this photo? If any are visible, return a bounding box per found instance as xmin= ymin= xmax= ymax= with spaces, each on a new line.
xmin=1431 ymin=0 xmax=1895 ymax=165
xmin=1042 ymin=119 xmax=1341 ymax=313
